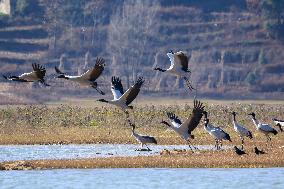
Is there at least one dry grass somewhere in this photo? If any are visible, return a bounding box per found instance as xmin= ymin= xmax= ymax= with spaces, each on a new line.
xmin=0 ymin=100 xmax=283 ymax=145
xmin=1 ymin=144 xmax=283 ymax=170
xmin=0 ymin=99 xmax=283 ymax=169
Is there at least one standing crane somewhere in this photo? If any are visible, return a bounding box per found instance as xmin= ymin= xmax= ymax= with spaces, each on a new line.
xmin=248 ymin=112 xmax=278 ymax=146
xmin=231 ymin=112 xmax=253 ymax=150
xmin=127 ymin=119 xmax=157 ymax=151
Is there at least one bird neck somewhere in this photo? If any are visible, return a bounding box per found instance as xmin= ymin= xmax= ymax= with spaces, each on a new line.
xmin=131 ymin=125 xmax=135 ymax=132
xmin=98 ymin=99 xmax=109 ymax=103
xmin=204 ymin=119 xmax=209 ymax=127
xmin=203 ymin=112 xmax=208 ymax=119
xmin=58 ymin=75 xmax=69 ymax=80
xmin=232 ymin=114 xmax=236 ymax=122
xmin=251 ymin=117 xmax=259 ymax=126
xmin=131 ymin=126 xmax=139 ymax=137
xmin=154 ymin=67 xmax=166 ymax=72
xmin=161 ymin=121 xmax=171 ymax=127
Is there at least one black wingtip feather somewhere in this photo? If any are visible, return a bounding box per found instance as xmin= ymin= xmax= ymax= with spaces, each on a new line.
xmin=136 ymin=77 xmax=145 ymax=87
xmin=2 ymin=75 xmax=8 ymax=80
xmin=95 ymin=57 xmax=105 ymax=67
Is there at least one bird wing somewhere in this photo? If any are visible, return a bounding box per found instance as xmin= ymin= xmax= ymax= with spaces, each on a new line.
xmin=32 ymin=63 xmax=46 ymax=80
xmin=141 ymin=135 xmax=157 ymax=144
xmin=176 ymin=51 xmax=190 ymax=72
xmin=119 ymin=77 xmax=144 ymax=105
xmin=259 ymin=123 xmax=275 ymax=132
xmin=235 ymin=122 xmax=250 ymax=134
xmin=81 ymin=57 xmax=105 ymax=81
xmin=181 ymin=100 xmax=205 ymax=133
xmin=18 ymin=71 xmax=37 ymax=80
xmin=111 ymin=76 xmax=124 ymax=100
xmin=167 ymin=52 xmax=175 ymax=70
xmin=273 ymin=118 xmax=284 ymax=125
xmin=55 ymin=66 xmax=65 ymax=74
xmin=166 ymin=112 xmax=182 ymax=128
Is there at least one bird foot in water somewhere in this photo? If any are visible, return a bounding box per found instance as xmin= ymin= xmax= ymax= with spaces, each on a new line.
xmin=135 ymin=148 xmax=152 ymax=152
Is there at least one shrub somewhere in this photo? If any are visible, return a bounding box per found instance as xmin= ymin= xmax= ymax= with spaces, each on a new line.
xmin=258 ymin=49 xmax=268 ymax=65
xmin=245 ymin=71 xmax=259 ymax=85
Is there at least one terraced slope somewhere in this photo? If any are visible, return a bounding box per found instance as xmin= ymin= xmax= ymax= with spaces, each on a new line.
xmin=0 ymin=25 xmax=49 ymax=73
xmin=0 ymin=2 xmax=283 ymax=102
xmin=151 ymin=6 xmax=284 ymax=97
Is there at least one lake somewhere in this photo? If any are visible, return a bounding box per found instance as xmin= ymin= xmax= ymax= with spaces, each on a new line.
xmin=1 ymin=168 xmax=283 ymax=189
xmin=0 ymin=144 xmax=220 ymax=162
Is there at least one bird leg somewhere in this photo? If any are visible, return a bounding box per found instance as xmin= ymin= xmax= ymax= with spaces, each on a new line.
xmin=277 ymin=124 xmax=283 ymax=132
xmin=240 ymin=136 xmax=244 ymax=150
xmin=40 ymin=79 xmax=50 ymax=87
xmin=92 ymin=85 xmax=105 ymax=95
xmin=265 ymin=135 xmax=272 ymax=148
xmin=188 ymin=140 xmax=199 ymax=150
xmin=187 ymin=141 xmax=195 ymax=152
xmin=125 ymin=111 xmax=130 ymax=120
xmin=220 ymin=140 xmax=223 ymax=149
xmin=183 ymin=77 xmax=195 ymax=91
xmin=145 ymin=144 xmax=151 ymax=151
xmin=214 ymin=139 xmax=219 ymax=150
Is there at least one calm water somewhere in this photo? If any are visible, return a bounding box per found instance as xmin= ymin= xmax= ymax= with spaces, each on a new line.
xmin=1 ymin=168 xmax=283 ymax=189
xmin=0 ymin=144 xmax=220 ymax=162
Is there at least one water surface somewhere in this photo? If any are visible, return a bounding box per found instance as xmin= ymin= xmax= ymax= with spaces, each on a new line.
xmin=0 ymin=144 xmax=218 ymax=162
xmin=1 ymin=168 xmax=283 ymax=189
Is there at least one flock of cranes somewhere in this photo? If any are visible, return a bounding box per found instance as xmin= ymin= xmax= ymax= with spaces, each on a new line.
xmin=2 ymin=50 xmax=283 ymax=156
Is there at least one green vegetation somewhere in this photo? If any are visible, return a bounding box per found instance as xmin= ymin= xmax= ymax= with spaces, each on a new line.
xmin=245 ymin=71 xmax=259 ymax=85
xmin=15 ymin=0 xmax=28 ymax=15
xmin=258 ymin=49 xmax=268 ymax=65
xmin=261 ymin=0 xmax=284 ymax=39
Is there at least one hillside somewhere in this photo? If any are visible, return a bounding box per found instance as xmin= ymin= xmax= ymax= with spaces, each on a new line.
xmin=0 ymin=0 xmax=283 ymax=103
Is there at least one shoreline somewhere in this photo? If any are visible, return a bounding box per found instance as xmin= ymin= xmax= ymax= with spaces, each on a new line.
xmin=1 ymin=147 xmax=284 ymax=170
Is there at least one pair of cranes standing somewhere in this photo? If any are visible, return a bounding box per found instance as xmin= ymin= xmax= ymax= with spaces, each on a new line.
xmin=3 ymin=51 xmax=282 ymax=153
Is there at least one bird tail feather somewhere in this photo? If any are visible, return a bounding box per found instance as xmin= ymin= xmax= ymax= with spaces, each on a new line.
xmin=247 ymin=131 xmax=253 ymax=139
xmin=225 ymin=133 xmax=232 ymax=142
xmin=272 ymin=129 xmax=278 ymax=135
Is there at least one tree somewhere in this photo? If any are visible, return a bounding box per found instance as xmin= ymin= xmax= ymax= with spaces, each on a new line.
xmin=39 ymin=0 xmax=85 ymax=55
xmin=245 ymin=70 xmax=259 ymax=85
xmin=83 ymin=0 xmax=110 ymax=46
xmin=107 ymin=0 xmax=160 ymax=88
xmin=15 ymin=0 xmax=28 ymax=15
xmin=260 ymin=0 xmax=284 ymax=39
xmin=258 ymin=49 xmax=268 ymax=65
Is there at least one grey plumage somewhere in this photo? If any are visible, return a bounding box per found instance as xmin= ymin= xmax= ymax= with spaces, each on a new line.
xmin=3 ymin=63 xmax=49 ymax=86
xmin=127 ymin=119 xmax=157 ymax=150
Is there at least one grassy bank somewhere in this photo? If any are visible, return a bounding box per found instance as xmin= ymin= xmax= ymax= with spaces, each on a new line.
xmin=0 ymin=99 xmax=283 ymax=169
xmin=0 ymin=99 xmax=283 ymax=145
